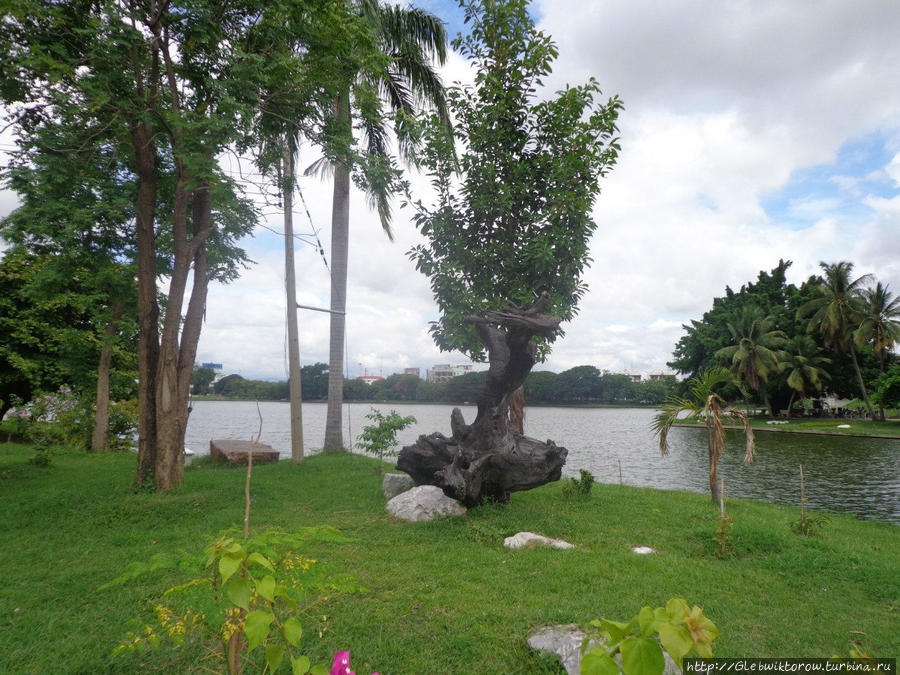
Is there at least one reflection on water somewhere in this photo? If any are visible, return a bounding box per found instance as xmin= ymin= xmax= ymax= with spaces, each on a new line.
xmin=186 ymin=401 xmax=899 ymax=523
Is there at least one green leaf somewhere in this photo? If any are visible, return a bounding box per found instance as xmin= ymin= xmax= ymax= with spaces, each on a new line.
xmin=621 ymin=635 xmax=665 ymax=675
xmin=291 ymin=655 xmax=311 ymax=674
xmin=283 ymin=617 xmax=303 ymax=647
xmin=581 ymin=647 xmax=620 ymax=675
xmin=638 ymin=606 xmax=656 ymax=636
xmin=219 ymin=552 xmax=243 ymax=584
xmin=247 ymin=551 xmax=275 ymax=572
xmin=225 ymin=576 xmax=252 ymax=610
xmin=266 ymin=644 xmax=285 ymax=672
xmin=256 ymin=574 xmax=276 ymax=603
xmin=658 ymin=622 xmax=693 ymax=668
xmin=666 ymin=598 xmax=689 ymax=622
xmin=598 ymin=618 xmax=632 ymax=645
xmin=243 ymin=610 xmax=274 ymax=652
xmin=309 ymin=664 xmax=329 ymax=675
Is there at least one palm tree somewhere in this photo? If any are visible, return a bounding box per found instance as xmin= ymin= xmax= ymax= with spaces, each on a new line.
xmin=854 ymin=281 xmax=900 ymax=419
xmin=320 ymin=1 xmax=449 ymax=451
xmin=715 ymin=305 xmax=787 ymax=416
xmin=781 ymin=335 xmax=831 ymax=416
xmin=652 ymin=367 xmax=756 ymax=504
xmin=799 ymin=261 xmax=876 ymax=419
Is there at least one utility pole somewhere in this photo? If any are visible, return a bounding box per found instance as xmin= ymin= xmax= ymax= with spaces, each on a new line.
xmin=283 ymin=141 xmax=304 ymax=462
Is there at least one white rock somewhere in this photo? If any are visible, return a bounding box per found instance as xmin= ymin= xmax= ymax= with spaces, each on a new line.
xmin=382 ymin=472 xmax=415 ymax=499
xmin=504 ymin=531 xmax=574 ymax=550
xmin=837 ymin=424 xmax=851 ymax=429
xmin=528 ymin=624 xmax=679 ymax=675
xmin=386 ymin=485 xmax=466 ymax=522
xmin=632 ymin=546 xmax=656 ymax=554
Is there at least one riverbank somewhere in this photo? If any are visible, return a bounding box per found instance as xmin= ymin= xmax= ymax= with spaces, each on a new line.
xmin=1 ymin=445 xmax=896 ymax=672
xmin=674 ymin=417 xmax=900 ymax=440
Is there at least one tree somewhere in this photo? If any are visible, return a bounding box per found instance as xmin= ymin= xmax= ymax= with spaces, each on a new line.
xmin=854 ymin=282 xmax=900 ymax=373
xmin=799 ymin=261 xmax=877 ymax=419
xmin=191 ymin=368 xmax=216 ymax=396
xmin=780 ymin=336 xmax=831 ymax=415
xmin=871 ymin=363 xmax=900 ymax=410
xmin=652 ymin=367 xmax=756 ymax=504
xmin=398 ymin=0 xmax=622 ymax=505
xmin=715 ymin=306 xmax=786 ymax=416
xmin=1 ymin=0 xmax=372 ymax=489
xmin=320 ymin=0 xmax=450 ymax=452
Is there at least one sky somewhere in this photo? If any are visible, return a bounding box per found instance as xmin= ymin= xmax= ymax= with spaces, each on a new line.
xmin=2 ymin=0 xmax=900 ymax=381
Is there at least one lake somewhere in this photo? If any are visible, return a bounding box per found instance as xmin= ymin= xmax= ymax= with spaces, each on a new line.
xmin=185 ymin=400 xmax=900 ymax=524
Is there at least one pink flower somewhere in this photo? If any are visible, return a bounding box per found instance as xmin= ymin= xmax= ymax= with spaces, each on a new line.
xmin=331 ymin=651 xmax=378 ymax=675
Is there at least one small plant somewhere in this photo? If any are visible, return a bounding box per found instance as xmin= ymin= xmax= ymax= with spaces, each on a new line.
xmin=563 ymin=469 xmax=595 ymax=498
xmin=713 ymin=478 xmax=732 ymax=557
xmin=581 ymin=598 xmax=720 ymax=675
xmin=791 ymin=463 xmax=829 ymax=536
xmin=11 ymin=386 xmax=89 ymax=465
xmin=355 ymin=409 xmax=416 ymax=466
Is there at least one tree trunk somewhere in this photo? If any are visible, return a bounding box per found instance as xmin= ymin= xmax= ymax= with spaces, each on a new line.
xmin=324 ymin=91 xmax=351 ymax=452
xmin=786 ymin=391 xmax=797 ymax=419
xmin=707 ymin=420 xmax=720 ymax=504
xmin=283 ymin=143 xmax=305 ymax=462
xmin=849 ymin=345 xmax=877 ymax=419
xmin=508 ymin=385 xmax=525 ymax=435
xmin=397 ymin=294 xmax=567 ymax=506
xmin=132 ymin=121 xmax=159 ymax=487
xmin=91 ymin=300 xmax=124 ymax=453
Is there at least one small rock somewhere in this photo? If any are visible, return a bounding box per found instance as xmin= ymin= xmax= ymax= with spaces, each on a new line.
xmin=504 ymin=531 xmax=574 ymax=550
xmin=837 ymin=424 xmax=851 ymax=429
xmin=529 ymin=624 xmax=679 ymax=675
xmin=386 ymin=485 xmax=466 ymax=522
xmin=528 ymin=624 xmax=591 ymax=675
xmin=382 ymin=472 xmax=415 ymax=499
xmin=632 ymin=546 xmax=656 ymax=554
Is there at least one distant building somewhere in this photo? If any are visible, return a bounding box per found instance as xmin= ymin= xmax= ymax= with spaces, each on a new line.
xmin=403 ymin=367 xmax=421 ymax=379
xmin=358 ymin=375 xmax=385 ymax=385
xmin=647 ymin=372 xmax=676 ymax=382
xmin=625 ymin=372 xmax=642 ymax=383
xmin=426 ymin=364 xmax=474 ymax=383
xmin=198 ymin=362 xmax=225 ymax=384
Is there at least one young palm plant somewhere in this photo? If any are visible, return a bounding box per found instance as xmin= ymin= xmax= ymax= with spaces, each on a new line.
xmin=652 ymin=367 xmax=756 ymax=504
xmin=854 ymin=281 xmax=900 ymax=420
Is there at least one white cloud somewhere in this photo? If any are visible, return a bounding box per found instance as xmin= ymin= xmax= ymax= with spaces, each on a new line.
xmin=4 ymin=2 xmax=900 ymax=380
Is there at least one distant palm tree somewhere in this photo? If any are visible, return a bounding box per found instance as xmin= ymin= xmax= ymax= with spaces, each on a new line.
xmin=854 ymin=281 xmax=900 ymax=419
xmin=799 ymin=261 xmax=876 ymax=418
xmin=781 ymin=335 xmax=831 ymax=416
xmin=715 ymin=305 xmax=786 ymax=416
xmin=652 ymin=367 xmax=755 ymax=504
xmin=319 ymin=0 xmax=449 ymax=451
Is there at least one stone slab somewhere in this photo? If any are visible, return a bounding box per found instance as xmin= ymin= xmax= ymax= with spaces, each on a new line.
xmin=209 ymin=439 xmax=280 ymax=465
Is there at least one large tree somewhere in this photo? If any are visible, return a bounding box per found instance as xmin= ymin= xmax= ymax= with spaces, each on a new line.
xmin=799 ymin=261 xmax=877 ymax=419
xmin=714 ymin=305 xmax=786 ymax=416
xmin=1 ymin=0 xmax=369 ymax=489
xmin=318 ymin=0 xmax=450 ymax=452
xmin=398 ymin=0 xmax=622 ymax=505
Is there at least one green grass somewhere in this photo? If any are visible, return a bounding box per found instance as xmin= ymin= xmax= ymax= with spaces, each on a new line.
xmin=677 ymin=416 xmax=900 ymax=437
xmin=1 ymin=445 xmax=897 ymax=674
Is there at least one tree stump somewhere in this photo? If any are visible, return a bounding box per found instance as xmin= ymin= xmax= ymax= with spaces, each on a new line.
xmin=397 ymin=294 xmax=567 ymax=506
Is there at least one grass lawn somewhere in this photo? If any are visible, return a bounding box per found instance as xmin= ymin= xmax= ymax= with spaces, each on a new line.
xmin=1 ymin=444 xmax=897 ymax=674
xmin=676 ymin=417 xmax=900 ymax=438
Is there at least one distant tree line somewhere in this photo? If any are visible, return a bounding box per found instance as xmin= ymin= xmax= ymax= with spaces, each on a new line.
xmin=669 ymin=259 xmax=900 ymax=417
xmin=193 ymin=364 xmax=678 ymax=406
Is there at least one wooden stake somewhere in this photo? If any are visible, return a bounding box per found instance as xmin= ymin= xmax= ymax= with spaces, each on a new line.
xmin=618 ymin=458 xmax=623 ymax=486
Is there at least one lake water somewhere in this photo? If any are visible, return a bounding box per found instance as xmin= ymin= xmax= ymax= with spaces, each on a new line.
xmin=186 ymin=401 xmax=900 ymax=524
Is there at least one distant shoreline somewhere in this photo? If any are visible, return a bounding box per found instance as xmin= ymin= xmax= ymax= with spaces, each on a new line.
xmin=673 ymin=421 xmax=900 ymax=441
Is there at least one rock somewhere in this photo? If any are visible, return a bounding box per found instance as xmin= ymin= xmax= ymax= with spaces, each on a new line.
xmin=632 ymin=546 xmax=656 ymax=554
xmin=386 ymin=485 xmax=467 ymax=522
xmin=382 ymin=472 xmax=415 ymax=499
xmin=504 ymin=531 xmax=574 ymax=550
xmin=209 ymin=439 xmax=280 ymax=465
xmin=528 ymin=624 xmax=591 ymax=675
xmin=528 ymin=624 xmax=680 ymax=675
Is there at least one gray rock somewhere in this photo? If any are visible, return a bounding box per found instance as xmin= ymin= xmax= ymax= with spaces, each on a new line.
xmin=504 ymin=531 xmax=575 ymax=550
xmin=528 ymin=624 xmax=680 ymax=675
xmin=386 ymin=485 xmax=466 ymax=522
xmin=382 ymin=472 xmax=415 ymax=499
